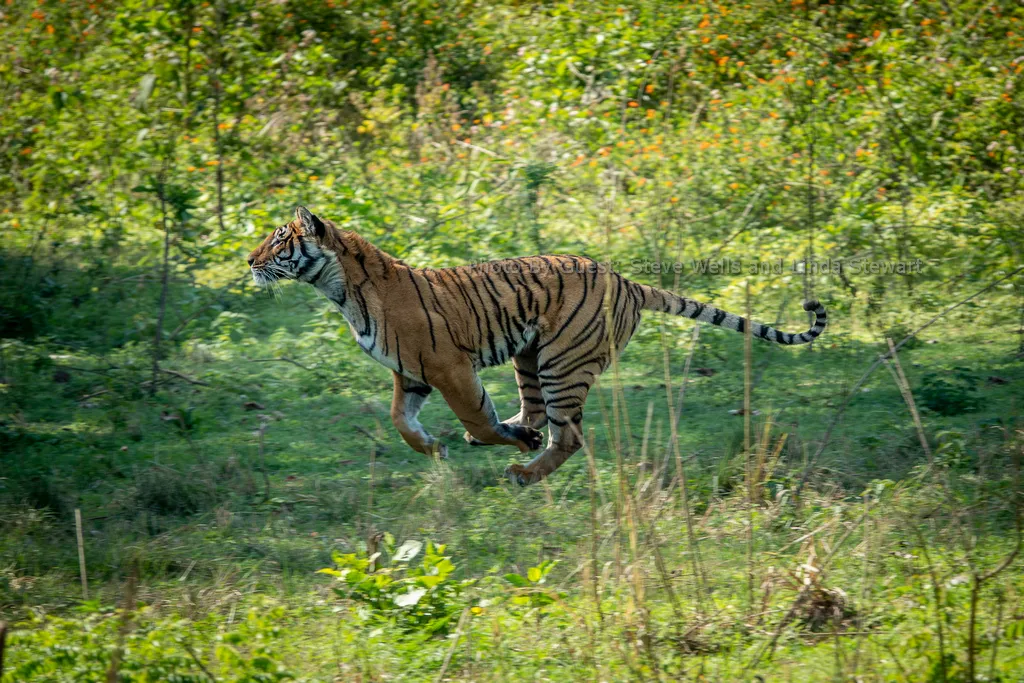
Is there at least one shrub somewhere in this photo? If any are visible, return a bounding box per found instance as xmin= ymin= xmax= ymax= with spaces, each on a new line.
xmin=919 ymin=368 xmax=980 ymax=416
xmin=319 ymin=537 xmax=473 ymax=635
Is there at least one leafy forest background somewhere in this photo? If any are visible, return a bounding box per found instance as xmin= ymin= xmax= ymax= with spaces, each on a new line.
xmin=2 ymin=0 xmax=1024 ymax=681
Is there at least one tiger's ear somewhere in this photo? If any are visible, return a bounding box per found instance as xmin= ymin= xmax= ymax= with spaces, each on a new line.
xmin=295 ymin=206 xmax=325 ymax=239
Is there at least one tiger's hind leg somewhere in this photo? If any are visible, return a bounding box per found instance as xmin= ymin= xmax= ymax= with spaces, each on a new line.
xmin=390 ymin=372 xmax=447 ymax=459
xmin=504 ymin=358 xmax=601 ymax=486
xmin=465 ymin=351 xmax=548 ymax=446
xmin=437 ymin=361 xmax=544 ymax=453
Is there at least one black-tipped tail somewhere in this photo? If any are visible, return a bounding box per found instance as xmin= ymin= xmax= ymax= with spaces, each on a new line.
xmin=636 ymin=283 xmax=827 ymax=345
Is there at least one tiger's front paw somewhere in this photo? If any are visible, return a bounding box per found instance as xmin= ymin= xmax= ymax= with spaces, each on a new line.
xmin=504 ymin=463 xmax=541 ymax=487
xmin=429 ymin=443 xmax=449 ymax=460
xmin=510 ymin=426 xmax=544 ymax=452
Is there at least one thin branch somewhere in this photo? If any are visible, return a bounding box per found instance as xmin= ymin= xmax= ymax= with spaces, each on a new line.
xmin=159 ymin=368 xmax=209 ymax=386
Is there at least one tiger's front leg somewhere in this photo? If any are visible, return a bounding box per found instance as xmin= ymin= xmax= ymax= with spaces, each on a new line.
xmin=390 ymin=372 xmax=447 ymax=459
xmin=465 ymin=352 xmax=547 ymax=446
xmin=436 ymin=361 xmax=544 ymax=453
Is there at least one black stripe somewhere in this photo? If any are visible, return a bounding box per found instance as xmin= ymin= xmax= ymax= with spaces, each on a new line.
xmin=538 ymin=265 xmax=590 ymax=350
xmin=306 ymin=258 xmax=328 ymax=285
xmin=408 ymin=269 xmax=437 ymax=352
xmin=394 ymin=333 xmax=403 ymax=373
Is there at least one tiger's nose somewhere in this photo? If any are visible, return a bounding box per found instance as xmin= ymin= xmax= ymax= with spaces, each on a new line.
xmin=247 ymin=256 xmax=255 ymax=266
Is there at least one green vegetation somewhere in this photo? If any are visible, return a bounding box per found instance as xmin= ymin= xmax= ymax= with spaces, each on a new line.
xmin=1 ymin=0 xmax=1023 ymax=680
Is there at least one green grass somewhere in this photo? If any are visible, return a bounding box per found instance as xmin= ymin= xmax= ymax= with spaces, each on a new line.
xmin=2 ymin=271 xmax=1023 ymax=681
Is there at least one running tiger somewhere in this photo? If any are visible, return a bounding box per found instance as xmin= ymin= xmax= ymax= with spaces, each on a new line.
xmin=247 ymin=207 xmax=828 ymax=486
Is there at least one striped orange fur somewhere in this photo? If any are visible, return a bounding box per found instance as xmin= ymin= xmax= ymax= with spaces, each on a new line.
xmin=247 ymin=207 xmax=827 ymax=485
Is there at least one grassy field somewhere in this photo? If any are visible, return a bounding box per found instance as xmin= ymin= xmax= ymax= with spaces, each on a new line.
xmin=4 ymin=0 xmax=1024 ymax=678
xmin=2 ymin=265 xmax=1022 ymax=681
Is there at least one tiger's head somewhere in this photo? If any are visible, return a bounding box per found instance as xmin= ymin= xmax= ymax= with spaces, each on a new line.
xmin=247 ymin=206 xmax=329 ymax=287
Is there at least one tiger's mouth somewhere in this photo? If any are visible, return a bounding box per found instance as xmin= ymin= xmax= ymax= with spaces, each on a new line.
xmin=250 ymin=262 xmax=291 ymax=287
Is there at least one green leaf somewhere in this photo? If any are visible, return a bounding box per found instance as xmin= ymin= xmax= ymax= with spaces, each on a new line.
xmin=504 ymin=573 xmax=529 ymax=587
xmin=527 ymin=566 xmax=542 ymax=583
xmin=316 ymin=568 xmax=342 ymax=577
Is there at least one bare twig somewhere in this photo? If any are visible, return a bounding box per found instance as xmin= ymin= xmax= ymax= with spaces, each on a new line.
xmin=883 ymin=338 xmax=932 ymax=467
xmin=436 ymin=607 xmax=472 ymax=683
xmin=914 ymin=525 xmax=948 ymax=683
xmin=159 ymin=368 xmax=209 ymax=386
xmin=75 ymin=509 xmax=89 ymax=600
xmin=180 ymin=640 xmax=216 ymax=681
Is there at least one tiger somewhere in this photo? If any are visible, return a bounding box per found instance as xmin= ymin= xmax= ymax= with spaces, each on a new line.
xmin=247 ymin=207 xmax=827 ymax=486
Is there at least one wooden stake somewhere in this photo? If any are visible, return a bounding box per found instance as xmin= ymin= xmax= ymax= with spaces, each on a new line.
xmin=75 ymin=508 xmax=89 ymax=600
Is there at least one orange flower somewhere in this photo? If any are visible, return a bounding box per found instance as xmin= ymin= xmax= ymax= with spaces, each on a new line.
xmin=645 ymin=84 xmax=655 ymax=94
xmin=645 ymin=109 xmax=656 ymax=118
xmin=729 ymin=182 xmax=740 ymax=189
xmin=628 ymin=101 xmax=639 ymax=107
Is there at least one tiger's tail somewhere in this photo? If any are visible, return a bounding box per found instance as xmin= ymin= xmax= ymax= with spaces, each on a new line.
xmin=634 ymin=283 xmax=827 ymax=345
